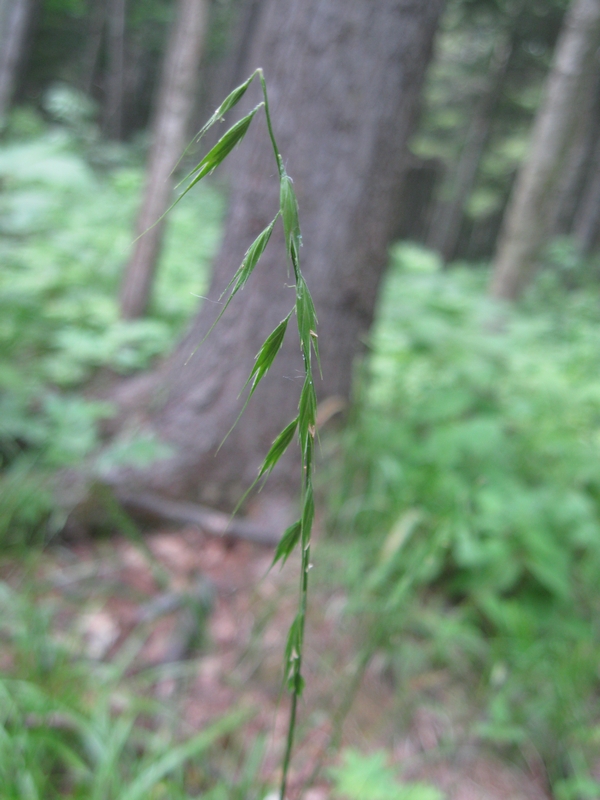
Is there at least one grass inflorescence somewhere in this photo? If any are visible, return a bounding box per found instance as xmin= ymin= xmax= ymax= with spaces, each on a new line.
xmin=170 ymin=69 xmax=319 ymax=800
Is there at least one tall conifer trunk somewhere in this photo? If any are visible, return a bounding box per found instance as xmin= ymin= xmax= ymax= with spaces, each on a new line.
xmin=427 ymin=31 xmax=514 ymax=264
xmin=120 ymin=0 xmax=209 ymax=320
xmin=490 ymin=0 xmax=600 ymax=301
xmin=574 ymin=135 xmax=600 ymax=253
xmin=103 ymin=0 xmax=126 ymax=139
xmin=0 ymin=0 xmax=32 ymax=124
xmin=111 ymin=0 xmax=445 ymax=510
xmin=548 ymin=64 xmax=600 ymax=235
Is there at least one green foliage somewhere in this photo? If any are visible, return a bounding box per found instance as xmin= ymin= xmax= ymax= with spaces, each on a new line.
xmin=0 ymin=580 xmax=249 ymax=799
xmin=2 ymin=71 xmax=317 ymax=798
xmin=329 ymin=750 xmax=443 ymax=800
xmin=222 ymin=215 xmax=279 ymax=307
xmin=164 ymin=69 xmax=318 ymax=800
xmin=413 ymin=0 xmax=566 ymax=231
xmin=176 ymin=105 xmax=262 ymax=202
xmin=0 ymin=115 xmax=224 ymax=546
xmin=259 ymin=417 xmax=299 ymax=482
xmin=331 ymin=243 xmax=600 ymax=791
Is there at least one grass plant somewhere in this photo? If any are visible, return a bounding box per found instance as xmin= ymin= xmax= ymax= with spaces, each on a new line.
xmin=0 ymin=112 xmax=224 ymax=547
xmin=6 ymin=71 xmax=600 ymax=800
xmin=328 ymin=243 xmax=600 ymax=796
xmin=2 ymin=73 xmax=318 ymax=797
xmin=166 ymin=69 xmax=319 ymax=800
xmin=0 ymin=579 xmax=249 ymax=799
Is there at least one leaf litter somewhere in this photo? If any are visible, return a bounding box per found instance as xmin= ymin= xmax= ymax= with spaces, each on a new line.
xmin=1 ymin=522 xmax=551 ymax=800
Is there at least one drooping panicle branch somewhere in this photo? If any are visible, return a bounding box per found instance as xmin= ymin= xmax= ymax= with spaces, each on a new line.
xmin=163 ymin=70 xmax=318 ymax=800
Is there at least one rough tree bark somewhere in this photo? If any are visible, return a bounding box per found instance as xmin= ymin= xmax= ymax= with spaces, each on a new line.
xmin=0 ymin=0 xmax=32 ymax=125
xmin=489 ymin=0 xmax=600 ymax=301
xmin=110 ymin=0 xmax=445 ymax=512
xmin=120 ymin=0 xmax=209 ymax=320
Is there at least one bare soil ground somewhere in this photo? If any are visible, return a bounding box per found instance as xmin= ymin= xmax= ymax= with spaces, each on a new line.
xmin=6 ymin=524 xmax=552 ymax=799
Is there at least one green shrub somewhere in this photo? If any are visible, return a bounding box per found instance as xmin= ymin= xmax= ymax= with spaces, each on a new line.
xmin=331 ymin=243 xmax=600 ymax=791
xmin=0 ymin=117 xmax=224 ymax=545
xmin=329 ymin=749 xmax=443 ymax=800
xmin=0 ymin=581 xmax=248 ymax=799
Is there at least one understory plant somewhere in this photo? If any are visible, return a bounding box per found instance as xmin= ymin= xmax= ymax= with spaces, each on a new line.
xmin=2 ymin=86 xmax=316 ymax=790
xmin=0 ymin=580 xmax=249 ymax=799
xmin=330 ymin=243 xmax=600 ymax=796
xmin=165 ymin=69 xmax=319 ymax=799
xmin=0 ymin=107 xmax=224 ymax=547
xmin=329 ymin=749 xmax=443 ymax=800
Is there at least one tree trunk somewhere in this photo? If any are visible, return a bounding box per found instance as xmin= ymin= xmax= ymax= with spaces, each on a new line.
xmin=489 ymin=0 xmax=600 ymax=301
xmin=0 ymin=0 xmax=32 ymax=125
xmin=103 ymin=0 xmax=126 ymax=139
xmin=547 ymin=53 xmax=600 ymax=235
xmin=573 ymin=133 xmax=600 ymax=253
xmin=427 ymin=31 xmax=513 ymax=264
xmin=81 ymin=0 xmax=107 ymax=96
xmin=224 ymin=0 xmax=264 ymax=92
xmin=110 ymin=0 xmax=444 ymax=510
xmin=120 ymin=0 xmax=209 ymax=320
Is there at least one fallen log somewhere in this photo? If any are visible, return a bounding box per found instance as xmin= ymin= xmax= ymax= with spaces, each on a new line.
xmin=116 ymin=490 xmax=280 ymax=547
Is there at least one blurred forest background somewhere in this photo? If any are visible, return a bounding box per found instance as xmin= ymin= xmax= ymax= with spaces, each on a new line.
xmin=2 ymin=0 xmax=600 ymax=798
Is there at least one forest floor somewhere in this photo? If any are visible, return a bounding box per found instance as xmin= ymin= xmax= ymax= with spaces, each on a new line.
xmin=5 ymin=523 xmax=552 ymax=800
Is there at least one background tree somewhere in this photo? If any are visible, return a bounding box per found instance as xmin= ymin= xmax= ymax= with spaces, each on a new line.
xmin=573 ymin=132 xmax=600 ymax=253
xmin=120 ymin=0 xmax=210 ymax=320
xmin=490 ymin=0 xmax=600 ymax=301
xmin=546 ymin=60 xmax=600 ymax=237
xmin=12 ymin=0 xmax=224 ymax=141
xmin=103 ymin=0 xmax=126 ymax=139
xmin=426 ymin=24 xmax=514 ymax=263
xmin=110 ymin=0 xmax=445 ymax=511
xmin=413 ymin=0 xmax=567 ymax=264
xmin=15 ymin=0 xmax=167 ymax=137
xmin=0 ymin=0 xmax=33 ymax=125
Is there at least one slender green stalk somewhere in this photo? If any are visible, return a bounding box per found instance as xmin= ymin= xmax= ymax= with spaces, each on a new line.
xmin=165 ymin=70 xmax=318 ymax=799
xmin=257 ymin=73 xmax=316 ymax=800
xmin=258 ymin=69 xmax=285 ymax=179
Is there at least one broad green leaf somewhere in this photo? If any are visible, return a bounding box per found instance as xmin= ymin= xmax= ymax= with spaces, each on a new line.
xmin=272 ymin=519 xmax=302 ymax=568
